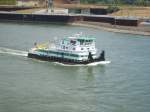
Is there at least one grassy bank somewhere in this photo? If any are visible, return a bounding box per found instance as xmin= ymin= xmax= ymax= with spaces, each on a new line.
xmin=0 ymin=0 xmax=16 ymax=5
xmin=109 ymin=6 xmax=150 ymax=17
xmin=80 ymin=0 xmax=150 ymax=6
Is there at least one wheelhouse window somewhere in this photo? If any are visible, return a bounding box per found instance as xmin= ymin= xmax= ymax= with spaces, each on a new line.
xmin=85 ymin=40 xmax=93 ymax=45
xmin=78 ymin=39 xmax=93 ymax=45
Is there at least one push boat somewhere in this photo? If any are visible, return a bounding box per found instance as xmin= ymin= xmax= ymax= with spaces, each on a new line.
xmin=28 ymin=33 xmax=107 ymax=65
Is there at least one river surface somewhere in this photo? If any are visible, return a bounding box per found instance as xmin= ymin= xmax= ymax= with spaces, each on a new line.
xmin=0 ymin=22 xmax=150 ymax=112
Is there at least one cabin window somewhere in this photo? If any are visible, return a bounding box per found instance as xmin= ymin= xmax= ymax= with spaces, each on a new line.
xmin=73 ymin=48 xmax=75 ymax=50
xmin=70 ymin=40 xmax=76 ymax=45
xmin=80 ymin=41 xmax=84 ymax=45
xmin=62 ymin=41 xmax=64 ymax=44
xmin=81 ymin=48 xmax=84 ymax=50
xmin=63 ymin=46 xmax=65 ymax=49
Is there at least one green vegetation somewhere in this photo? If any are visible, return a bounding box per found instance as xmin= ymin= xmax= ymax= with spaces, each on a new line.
xmin=80 ymin=0 xmax=150 ymax=6
xmin=107 ymin=5 xmax=119 ymax=13
xmin=0 ymin=0 xmax=16 ymax=5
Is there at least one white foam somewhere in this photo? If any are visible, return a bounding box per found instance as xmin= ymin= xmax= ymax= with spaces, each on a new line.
xmin=87 ymin=61 xmax=111 ymax=66
xmin=53 ymin=61 xmax=111 ymax=67
xmin=0 ymin=47 xmax=28 ymax=57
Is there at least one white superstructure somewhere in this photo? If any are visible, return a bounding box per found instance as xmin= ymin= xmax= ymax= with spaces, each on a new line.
xmin=29 ymin=33 xmax=97 ymax=61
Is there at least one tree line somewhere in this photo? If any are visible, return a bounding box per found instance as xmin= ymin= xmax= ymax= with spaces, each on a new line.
xmin=80 ymin=0 xmax=150 ymax=6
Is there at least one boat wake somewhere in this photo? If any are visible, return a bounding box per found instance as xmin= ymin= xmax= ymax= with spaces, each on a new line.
xmin=0 ymin=47 xmax=111 ymax=66
xmin=53 ymin=61 xmax=111 ymax=67
xmin=0 ymin=47 xmax=28 ymax=57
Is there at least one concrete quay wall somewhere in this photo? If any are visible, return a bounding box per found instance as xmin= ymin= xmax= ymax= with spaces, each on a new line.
xmin=0 ymin=12 xmax=140 ymax=26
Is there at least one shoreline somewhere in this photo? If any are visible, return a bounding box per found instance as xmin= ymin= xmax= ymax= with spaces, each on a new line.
xmin=0 ymin=11 xmax=149 ymax=36
xmin=70 ymin=21 xmax=150 ymax=36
